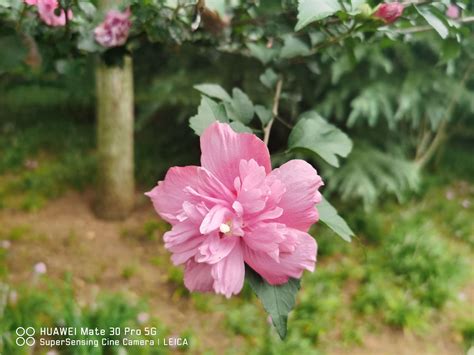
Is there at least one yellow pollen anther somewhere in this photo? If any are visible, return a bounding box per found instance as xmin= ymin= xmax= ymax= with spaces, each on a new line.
xmin=219 ymin=223 xmax=231 ymax=234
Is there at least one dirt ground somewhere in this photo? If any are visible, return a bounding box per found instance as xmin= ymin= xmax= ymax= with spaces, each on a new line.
xmin=1 ymin=191 xmax=470 ymax=354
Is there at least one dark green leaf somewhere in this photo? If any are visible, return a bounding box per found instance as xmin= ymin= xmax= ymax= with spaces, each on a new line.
xmin=227 ymin=88 xmax=254 ymax=124
xmin=0 ymin=35 xmax=27 ymax=72
xmin=246 ymin=266 xmax=301 ymax=340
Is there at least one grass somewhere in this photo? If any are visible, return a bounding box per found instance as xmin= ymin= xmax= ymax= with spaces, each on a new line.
xmin=0 ymin=275 xmax=193 ymax=355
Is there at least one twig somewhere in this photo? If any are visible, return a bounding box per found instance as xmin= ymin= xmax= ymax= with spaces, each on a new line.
xmin=274 ymin=115 xmax=293 ymax=129
xmin=396 ymin=16 xmax=474 ymax=35
xmin=263 ymin=79 xmax=283 ymax=146
xmin=415 ymin=63 xmax=474 ymax=168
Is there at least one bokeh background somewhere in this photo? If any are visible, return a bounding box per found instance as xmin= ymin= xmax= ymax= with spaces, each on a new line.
xmin=1 ymin=1 xmax=474 ymax=354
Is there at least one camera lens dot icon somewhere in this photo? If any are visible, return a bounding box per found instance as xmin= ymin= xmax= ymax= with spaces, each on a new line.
xmin=15 ymin=327 xmax=36 ymax=347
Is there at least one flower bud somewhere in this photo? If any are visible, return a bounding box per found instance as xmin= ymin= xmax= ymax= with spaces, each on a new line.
xmin=358 ymin=3 xmax=373 ymax=18
xmin=374 ymin=2 xmax=404 ymax=24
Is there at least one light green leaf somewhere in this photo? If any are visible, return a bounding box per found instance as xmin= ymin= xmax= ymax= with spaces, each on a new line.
xmin=189 ymin=96 xmax=228 ymax=135
xmin=194 ymin=83 xmax=232 ymax=102
xmin=280 ymin=35 xmax=311 ymax=59
xmin=226 ymin=88 xmax=254 ymax=124
xmin=295 ymin=0 xmax=342 ymax=31
xmin=416 ymin=6 xmax=449 ymax=39
xmin=246 ymin=266 xmax=300 ymax=340
xmin=288 ymin=111 xmax=353 ymax=167
xmin=318 ymin=197 xmax=354 ymax=242
xmin=230 ymin=121 xmax=253 ymax=133
xmin=255 ymin=105 xmax=273 ymax=126
xmin=78 ymin=1 xmax=96 ymax=18
xmin=259 ymin=68 xmax=278 ymax=89
xmin=247 ymin=43 xmax=276 ymax=64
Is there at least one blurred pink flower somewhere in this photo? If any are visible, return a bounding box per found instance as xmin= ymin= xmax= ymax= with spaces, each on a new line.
xmin=445 ymin=190 xmax=454 ymax=200
xmin=374 ymin=2 xmax=404 ymax=24
xmin=461 ymin=199 xmax=471 ymax=209
xmin=94 ymin=9 xmax=131 ymax=48
xmin=137 ymin=312 xmax=150 ymax=324
xmin=446 ymin=4 xmax=460 ymax=19
xmin=0 ymin=240 xmax=11 ymax=249
xmin=8 ymin=290 xmax=18 ymax=305
xmin=24 ymin=0 xmax=37 ymax=5
xmin=146 ymin=122 xmax=322 ymax=298
xmin=24 ymin=159 xmax=39 ymax=170
xmin=37 ymin=0 xmax=72 ymax=27
xmin=33 ymin=262 xmax=47 ymax=275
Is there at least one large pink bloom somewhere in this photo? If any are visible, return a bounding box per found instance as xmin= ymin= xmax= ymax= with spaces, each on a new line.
xmin=146 ymin=123 xmax=323 ymax=298
xmin=26 ymin=0 xmax=73 ymax=27
xmin=94 ymin=9 xmax=131 ymax=48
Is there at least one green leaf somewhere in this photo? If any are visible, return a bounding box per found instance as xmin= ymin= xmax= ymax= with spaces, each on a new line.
xmin=194 ymin=83 xmax=232 ymax=102
xmin=189 ymin=96 xmax=228 ymax=135
xmin=318 ymin=197 xmax=354 ymax=242
xmin=0 ymin=35 xmax=27 ymax=72
xmin=288 ymin=111 xmax=353 ymax=167
xmin=255 ymin=105 xmax=273 ymax=126
xmin=226 ymin=88 xmax=254 ymax=124
xmin=247 ymin=43 xmax=276 ymax=64
xmin=229 ymin=121 xmax=253 ymax=133
xmin=295 ymin=0 xmax=342 ymax=31
xmin=246 ymin=266 xmax=301 ymax=340
xmin=78 ymin=1 xmax=96 ymax=18
xmin=280 ymin=35 xmax=311 ymax=59
xmin=325 ymin=143 xmax=420 ymax=209
xmin=416 ymin=6 xmax=449 ymax=39
xmin=259 ymin=68 xmax=278 ymax=89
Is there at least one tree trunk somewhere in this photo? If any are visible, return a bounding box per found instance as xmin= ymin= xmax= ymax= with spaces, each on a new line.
xmin=95 ymin=56 xmax=135 ymax=219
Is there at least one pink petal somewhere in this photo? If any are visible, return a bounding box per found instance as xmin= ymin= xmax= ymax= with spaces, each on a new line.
xmin=243 ymin=229 xmax=317 ymax=285
xmin=211 ymin=242 xmax=245 ymax=298
xmin=199 ymin=205 xmax=231 ymax=234
xmin=184 ymin=260 xmax=214 ymax=292
xmin=196 ymin=232 xmax=238 ymax=264
xmin=145 ymin=166 xmax=200 ymax=223
xmin=163 ymin=223 xmax=203 ymax=265
xmin=243 ymin=223 xmax=286 ymax=261
xmin=200 ymin=122 xmax=271 ymax=191
xmin=270 ymin=160 xmax=324 ymax=232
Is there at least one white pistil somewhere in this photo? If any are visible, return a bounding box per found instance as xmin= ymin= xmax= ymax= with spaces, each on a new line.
xmin=219 ymin=223 xmax=231 ymax=234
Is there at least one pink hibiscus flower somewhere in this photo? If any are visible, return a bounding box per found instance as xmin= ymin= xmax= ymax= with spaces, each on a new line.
xmin=26 ymin=0 xmax=73 ymax=27
xmin=94 ymin=8 xmax=131 ymax=48
xmin=146 ymin=122 xmax=323 ymax=298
